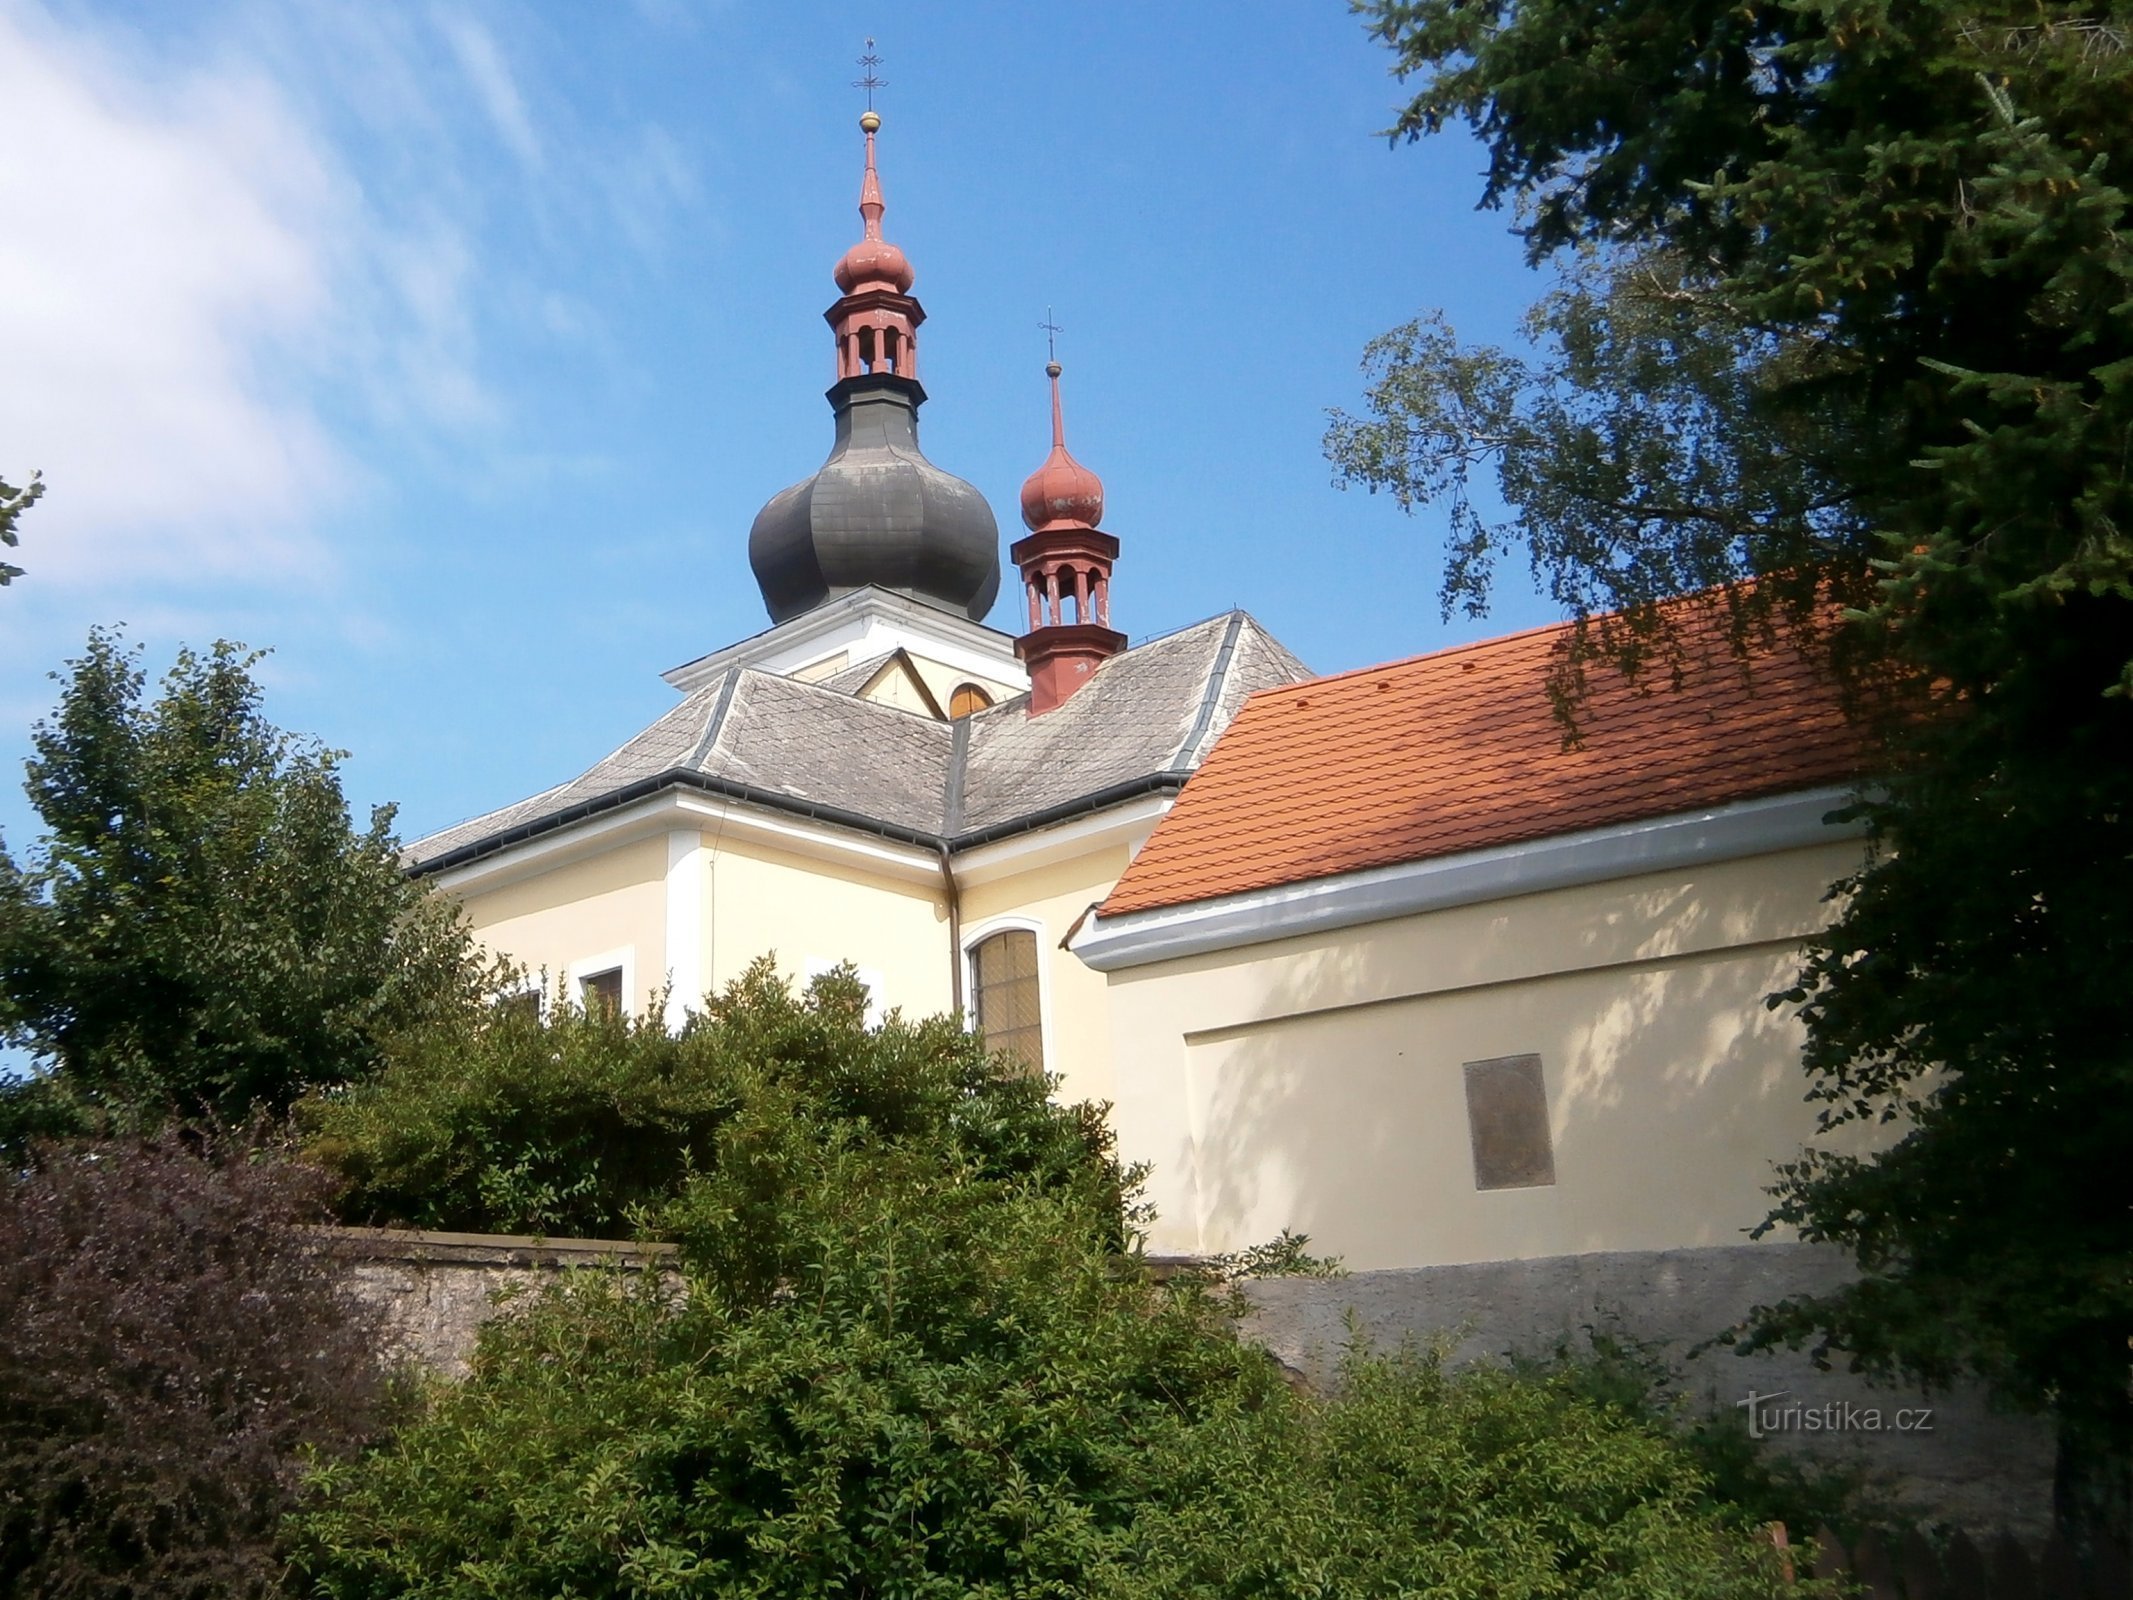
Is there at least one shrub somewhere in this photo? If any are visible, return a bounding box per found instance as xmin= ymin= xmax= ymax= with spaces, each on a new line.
xmin=0 ymin=1136 xmax=400 ymax=1599
xmin=293 ymin=1013 xmax=1808 ymax=1599
xmin=303 ymin=959 xmax=1115 ymax=1240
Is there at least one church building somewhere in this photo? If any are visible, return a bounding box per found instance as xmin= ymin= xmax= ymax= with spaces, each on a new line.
xmin=410 ymin=109 xmax=1872 ymax=1279
xmin=403 ymin=105 xmax=2059 ymax=1531
xmin=408 ymin=108 xmax=1312 ymax=1125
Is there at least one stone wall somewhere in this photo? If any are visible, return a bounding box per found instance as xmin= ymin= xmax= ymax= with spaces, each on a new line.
xmin=330 ymin=1228 xmax=2054 ymax=1540
xmin=324 ymin=1227 xmax=675 ymax=1379
xmin=1237 ymin=1242 xmax=2056 ymax=1542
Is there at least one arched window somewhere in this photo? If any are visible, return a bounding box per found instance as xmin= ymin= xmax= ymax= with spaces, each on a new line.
xmin=949 ymin=682 xmax=994 ymax=719
xmin=969 ymin=928 xmax=1043 ymax=1075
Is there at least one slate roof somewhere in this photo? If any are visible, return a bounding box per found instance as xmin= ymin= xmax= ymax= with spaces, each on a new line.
xmin=1101 ymin=598 xmax=1868 ymax=918
xmin=408 ymin=611 xmax=1310 ymax=872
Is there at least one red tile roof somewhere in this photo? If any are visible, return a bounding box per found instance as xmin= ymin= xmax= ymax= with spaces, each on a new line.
xmin=1100 ymin=599 xmax=1866 ymax=918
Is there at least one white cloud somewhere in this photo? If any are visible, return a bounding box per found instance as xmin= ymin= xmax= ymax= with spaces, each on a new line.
xmin=434 ymin=10 xmax=543 ymax=174
xmin=0 ymin=0 xmax=705 ymax=628
xmin=0 ymin=8 xmax=350 ymax=589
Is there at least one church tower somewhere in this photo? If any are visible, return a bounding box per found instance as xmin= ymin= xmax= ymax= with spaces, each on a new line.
xmin=747 ymin=109 xmax=1002 ymax=624
xmin=1013 ymin=359 xmax=1124 ymax=712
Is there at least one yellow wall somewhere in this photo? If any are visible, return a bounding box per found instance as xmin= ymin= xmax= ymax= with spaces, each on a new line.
xmin=1104 ymin=840 xmax=1876 ymax=1270
xmin=961 ymin=843 xmax=1134 ymax=1112
xmin=854 ymin=659 xmax=943 ymax=718
xmin=448 ymin=818 xmax=1132 ymax=1117
xmin=464 ymin=835 xmax=669 ymax=1014
xmin=701 ymin=833 xmax=952 ymax=1020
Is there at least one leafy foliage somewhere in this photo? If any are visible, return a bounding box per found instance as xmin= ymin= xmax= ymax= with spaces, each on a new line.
xmin=0 ymin=1135 xmax=399 ymax=1599
xmin=0 ymin=465 xmax=41 ymax=587
xmin=304 ymin=960 xmax=1117 ymax=1240
xmin=292 ymin=978 xmax=1803 ymax=1597
xmin=1520 ymin=1331 xmax=1894 ymax=1542
xmin=1341 ymin=0 xmax=2133 ymax=1547
xmin=0 ymin=630 xmax=498 ymax=1139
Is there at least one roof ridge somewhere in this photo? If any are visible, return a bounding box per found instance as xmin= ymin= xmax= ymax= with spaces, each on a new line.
xmin=685 ymin=667 xmax=744 ymax=769
xmin=1252 ymin=610 xmax=1597 ymax=699
xmin=1127 ymin=607 xmax=1253 ymax=652
xmin=1168 ymin=612 xmax=1246 ymax=773
xmin=942 ymin=711 xmax=972 ymax=834
xmin=742 ymin=662 xmax=958 ymax=731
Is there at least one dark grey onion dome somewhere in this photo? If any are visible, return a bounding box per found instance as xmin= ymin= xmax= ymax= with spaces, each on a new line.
xmin=749 ymin=373 xmax=1001 ymax=624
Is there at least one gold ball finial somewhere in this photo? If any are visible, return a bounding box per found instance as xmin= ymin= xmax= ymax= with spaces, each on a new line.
xmin=859 ymin=109 xmax=880 ymax=133
xmin=1046 ymin=361 xmax=1062 ymax=378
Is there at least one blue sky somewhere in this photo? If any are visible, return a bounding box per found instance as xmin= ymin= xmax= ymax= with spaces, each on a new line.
xmin=1 ymin=0 xmax=1562 ymax=850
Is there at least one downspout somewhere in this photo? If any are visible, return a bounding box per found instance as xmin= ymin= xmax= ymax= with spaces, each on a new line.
xmin=942 ymin=712 xmax=972 ymax=1016
xmin=939 ymin=841 xmax=964 ymax=1016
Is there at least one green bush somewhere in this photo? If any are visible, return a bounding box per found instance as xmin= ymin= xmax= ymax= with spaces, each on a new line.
xmin=302 ymin=958 xmax=1118 ymax=1240
xmin=292 ymin=973 xmax=1810 ymax=1599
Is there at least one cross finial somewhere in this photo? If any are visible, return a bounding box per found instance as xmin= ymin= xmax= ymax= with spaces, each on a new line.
xmin=853 ymin=39 xmax=886 ymax=110
xmin=1039 ymin=307 xmax=1063 ymax=366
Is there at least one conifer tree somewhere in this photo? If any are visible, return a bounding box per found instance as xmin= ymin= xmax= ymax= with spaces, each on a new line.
xmin=1335 ymin=0 xmax=2132 ymax=1556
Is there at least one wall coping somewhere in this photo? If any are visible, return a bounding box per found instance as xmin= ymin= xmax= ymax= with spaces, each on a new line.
xmin=309 ymin=1225 xmax=678 ymax=1270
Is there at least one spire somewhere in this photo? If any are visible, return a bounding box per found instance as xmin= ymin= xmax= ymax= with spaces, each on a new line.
xmin=746 ymin=70 xmax=1001 ymax=626
xmin=1019 ymin=360 xmax=1105 ymax=534
xmin=858 ymin=111 xmax=885 ymax=239
xmin=1012 ymin=349 xmax=1124 ymax=713
xmin=834 ymin=110 xmax=914 ymax=297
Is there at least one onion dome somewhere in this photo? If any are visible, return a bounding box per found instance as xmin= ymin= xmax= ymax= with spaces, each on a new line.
xmin=1019 ymin=360 xmax=1105 ymax=532
xmin=747 ymin=109 xmax=1001 ymax=625
xmin=748 ymin=377 xmax=1001 ymax=623
xmin=833 ymin=112 xmax=914 ymax=293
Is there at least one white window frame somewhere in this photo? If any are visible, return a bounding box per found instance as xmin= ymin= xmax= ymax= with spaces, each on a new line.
xmin=498 ymin=970 xmax=547 ymax=1021
xmin=960 ymin=914 xmax=1053 ymax=1071
xmin=566 ymin=945 xmax=637 ymax=1018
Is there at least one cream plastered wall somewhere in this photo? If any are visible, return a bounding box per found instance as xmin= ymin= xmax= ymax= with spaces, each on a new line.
xmin=1104 ymin=840 xmax=1877 ymax=1271
xmin=462 ymin=836 xmax=670 ymax=1015
xmin=853 ymin=660 xmax=943 ymax=718
xmin=452 ymin=829 xmax=952 ymax=1024
xmin=901 ymin=649 xmax=1020 ymax=713
xmin=449 ymin=808 xmax=1132 ymax=1111
xmin=699 ymin=832 xmax=952 ymax=1021
xmin=961 ymin=842 xmax=1135 ymax=1113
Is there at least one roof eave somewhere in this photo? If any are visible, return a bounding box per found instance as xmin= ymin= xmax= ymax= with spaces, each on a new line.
xmin=1075 ymin=786 xmax=1865 ymax=973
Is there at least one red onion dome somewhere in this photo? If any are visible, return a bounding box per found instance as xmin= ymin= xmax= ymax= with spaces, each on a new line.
xmin=834 ymin=237 xmax=914 ymax=294
xmin=1019 ymin=362 xmax=1105 ymax=531
xmin=834 ymin=110 xmax=915 ymax=294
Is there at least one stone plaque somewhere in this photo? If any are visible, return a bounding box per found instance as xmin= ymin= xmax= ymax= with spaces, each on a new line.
xmin=1463 ymin=1053 xmax=1556 ymax=1190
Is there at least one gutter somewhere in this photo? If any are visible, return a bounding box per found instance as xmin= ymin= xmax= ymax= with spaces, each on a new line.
xmin=411 ymin=769 xmax=946 ymax=878
xmin=941 ymin=715 xmax=972 ymax=1013
xmin=1073 ymin=787 xmax=1864 ymax=973
xmin=412 ymin=768 xmax=1192 ymax=879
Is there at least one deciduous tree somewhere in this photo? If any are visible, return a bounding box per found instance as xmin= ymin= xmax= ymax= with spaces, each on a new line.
xmin=0 ymin=467 xmax=40 ymax=588
xmin=0 ymin=629 xmax=497 ymax=1138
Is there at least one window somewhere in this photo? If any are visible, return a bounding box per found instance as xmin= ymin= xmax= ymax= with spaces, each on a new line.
xmin=969 ymin=929 xmax=1043 ymax=1074
xmin=1463 ymin=1054 xmax=1556 ymax=1190
xmin=949 ymin=682 xmax=994 ymax=718
xmin=580 ymin=966 xmax=623 ymax=1016
xmin=495 ymin=989 xmax=541 ymax=1025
